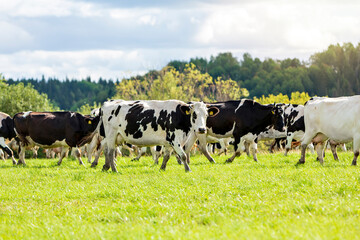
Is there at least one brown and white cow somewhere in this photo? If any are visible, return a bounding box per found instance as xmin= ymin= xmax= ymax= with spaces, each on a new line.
xmin=13 ymin=111 xmax=100 ymax=165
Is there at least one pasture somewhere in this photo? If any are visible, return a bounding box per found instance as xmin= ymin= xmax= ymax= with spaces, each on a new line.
xmin=1 ymin=151 xmax=360 ymax=239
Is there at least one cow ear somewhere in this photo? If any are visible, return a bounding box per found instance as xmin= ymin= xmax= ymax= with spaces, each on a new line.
xmin=180 ymin=105 xmax=191 ymax=115
xmin=208 ymin=107 xmax=220 ymax=117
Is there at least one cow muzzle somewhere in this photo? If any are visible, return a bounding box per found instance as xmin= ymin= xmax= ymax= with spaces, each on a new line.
xmin=198 ymin=128 xmax=207 ymax=134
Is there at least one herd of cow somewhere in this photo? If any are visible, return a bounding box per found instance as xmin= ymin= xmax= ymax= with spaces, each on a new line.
xmin=0 ymin=95 xmax=358 ymax=172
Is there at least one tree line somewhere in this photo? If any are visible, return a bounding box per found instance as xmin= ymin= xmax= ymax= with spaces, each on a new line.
xmin=3 ymin=42 xmax=360 ymax=113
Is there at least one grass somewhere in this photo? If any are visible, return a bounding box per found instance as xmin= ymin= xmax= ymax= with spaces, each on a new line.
xmin=0 ymin=151 xmax=360 ymax=239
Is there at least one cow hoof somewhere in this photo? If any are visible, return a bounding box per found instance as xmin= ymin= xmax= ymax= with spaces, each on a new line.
xmin=295 ymin=160 xmax=305 ymax=166
xmin=225 ymin=159 xmax=233 ymax=163
xmin=91 ymin=163 xmax=98 ymax=168
xmin=209 ymin=159 xmax=216 ymax=163
xmin=12 ymin=161 xmax=17 ymax=165
xmin=102 ymin=165 xmax=110 ymax=171
xmin=131 ymin=158 xmax=139 ymax=162
xmin=159 ymin=167 xmax=166 ymax=171
xmin=352 ymin=161 xmax=357 ymax=166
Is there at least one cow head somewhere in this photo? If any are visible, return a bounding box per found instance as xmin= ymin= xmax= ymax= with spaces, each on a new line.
xmin=83 ymin=115 xmax=101 ymax=133
xmin=270 ymin=103 xmax=286 ymax=132
xmin=181 ymin=102 xmax=211 ymax=134
xmin=77 ymin=114 xmax=101 ymax=146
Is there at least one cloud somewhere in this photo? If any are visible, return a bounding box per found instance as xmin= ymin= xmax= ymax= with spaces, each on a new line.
xmin=0 ymin=0 xmax=360 ymax=80
xmin=0 ymin=21 xmax=33 ymax=53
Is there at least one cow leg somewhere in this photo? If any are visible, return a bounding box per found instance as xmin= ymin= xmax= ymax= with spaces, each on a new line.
xmin=91 ymin=140 xmax=105 ymax=168
xmin=297 ymin=132 xmax=317 ymax=165
xmin=86 ymin=138 xmax=96 ymax=163
xmin=17 ymin=144 xmax=26 ymax=165
xmin=183 ymin=132 xmax=197 ymax=164
xmin=352 ymin=139 xmax=360 ymax=166
xmin=115 ymin=146 xmax=122 ymax=158
xmin=151 ymin=146 xmax=162 ymax=165
xmin=0 ymin=137 xmax=17 ymax=164
xmin=73 ymin=148 xmax=84 ymax=165
xmin=132 ymin=147 xmax=146 ymax=161
xmin=57 ymin=147 xmax=68 ymax=165
xmin=285 ymin=132 xmax=295 ymax=156
xmin=160 ymin=148 xmax=171 ymax=171
xmin=315 ymin=142 xmax=325 ymax=165
xmin=32 ymin=147 xmax=39 ymax=159
xmin=330 ymin=142 xmax=339 ymax=161
xmin=225 ymin=135 xmax=242 ymax=163
xmin=250 ymin=141 xmax=258 ymax=162
xmin=172 ymin=143 xmax=191 ymax=172
xmin=108 ymin=148 xmax=117 ymax=172
xmin=196 ymin=134 xmax=216 ymax=163
xmin=308 ymin=143 xmax=315 ymax=154
xmin=352 ymin=151 xmax=359 ymax=166
xmin=102 ymin=145 xmax=110 ymax=171
xmin=244 ymin=141 xmax=251 ymax=157
xmin=217 ymin=139 xmax=227 ymax=156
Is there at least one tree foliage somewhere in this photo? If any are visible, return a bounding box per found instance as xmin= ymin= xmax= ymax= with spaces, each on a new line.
xmin=7 ymin=77 xmax=116 ymax=111
xmin=254 ymin=92 xmax=312 ymax=105
xmin=0 ymin=76 xmax=57 ymax=116
xmin=115 ymin=63 xmax=249 ymax=102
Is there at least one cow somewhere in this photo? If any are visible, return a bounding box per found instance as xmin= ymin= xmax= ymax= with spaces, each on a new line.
xmin=298 ymin=96 xmax=359 ymax=165
xmin=185 ymin=100 xmax=285 ymax=163
xmin=283 ymin=103 xmax=345 ymax=159
xmin=283 ymin=104 xmax=307 ymax=155
xmin=98 ymin=99 xmax=218 ymax=172
xmin=0 ymin=112 xmax=17 ymax=164
xmin=239 ymin=124 xmax=288 ymax=162
xmin=13 ymin=111 xmax=100 ymax=165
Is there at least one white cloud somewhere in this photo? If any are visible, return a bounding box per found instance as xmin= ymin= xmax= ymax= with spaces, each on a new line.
xmin=0 ymin=0 xmax=100 ymax=17
xmin=194 ymin=1 xmax=360 ymax=57
xmin=0 ymin=50 xmax=149 ymax=80
xmin=0 ymin=0 xmax=360 ymax=80
xmin=0 ymin=21 xmax=33 ymax=52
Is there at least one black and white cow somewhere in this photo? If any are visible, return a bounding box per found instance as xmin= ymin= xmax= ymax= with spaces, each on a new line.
xmin=185 ymin=99 xmax=285 ymax=163
xmin=99 ymin=99 xmax=218 ymax=172
xmin=298 ymin=96 xmax=358 ymax=165
xmin=0 ymin=112 xmax=17 ymax=164
xmin=13 ymin=111 xmax=100 ymax=165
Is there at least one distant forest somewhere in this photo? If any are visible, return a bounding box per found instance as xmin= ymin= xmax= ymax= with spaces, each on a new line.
xmin=6 ymin=42 xmax=360 ymax=110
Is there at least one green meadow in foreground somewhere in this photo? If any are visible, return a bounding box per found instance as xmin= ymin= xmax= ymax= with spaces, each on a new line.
xmin=1 ymin=151 xmax=360 ymax=239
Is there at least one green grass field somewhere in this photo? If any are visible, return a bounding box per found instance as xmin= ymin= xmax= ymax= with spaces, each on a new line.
xmin=1 ymin=151 xmax=360 ymax=239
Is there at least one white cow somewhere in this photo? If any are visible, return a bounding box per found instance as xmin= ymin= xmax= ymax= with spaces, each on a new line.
xmin=298 ymin=96 xmax=359 ymax=165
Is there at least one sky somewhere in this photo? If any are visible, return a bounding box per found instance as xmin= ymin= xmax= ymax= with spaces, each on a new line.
xmin=0 ymin=0 xmax=359 ymax=80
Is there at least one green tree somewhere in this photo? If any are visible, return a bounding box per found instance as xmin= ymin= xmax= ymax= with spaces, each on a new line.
xmin=0 ymin=77 xmax=57 ymax=116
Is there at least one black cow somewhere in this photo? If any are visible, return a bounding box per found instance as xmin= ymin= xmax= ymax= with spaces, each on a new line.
xmin=13 ymin=111 xmax=100 ymax=165
xmin=185 ymin=99 xmax=285 ymax=163
xmin=0 ymin=112 xmax=17 ymax=164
